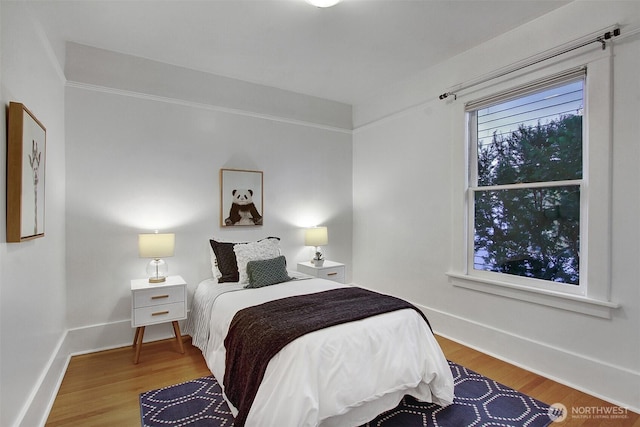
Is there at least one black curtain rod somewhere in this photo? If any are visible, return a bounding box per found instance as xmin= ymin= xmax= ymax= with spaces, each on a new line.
xmin=439 ymin=28 xmax=621 ymax=101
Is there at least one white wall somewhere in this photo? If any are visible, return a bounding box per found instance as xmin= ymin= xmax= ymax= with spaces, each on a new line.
xmin=64 ymin=46 xmax=353 ymax=350
xmin=0 ymin=2 xmax=67 ymax=426
xmin=353 ymin=1 xmax=639 ymax=411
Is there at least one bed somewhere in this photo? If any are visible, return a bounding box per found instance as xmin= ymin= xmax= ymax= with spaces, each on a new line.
xmin=184 ymin=237 xmax=454 ymax=426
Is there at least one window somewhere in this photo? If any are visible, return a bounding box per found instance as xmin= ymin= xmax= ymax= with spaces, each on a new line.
xmin=448 ymin=50 xmax=617 ymax=318
xmin=466 ymin=71 xmax=586 ymax=295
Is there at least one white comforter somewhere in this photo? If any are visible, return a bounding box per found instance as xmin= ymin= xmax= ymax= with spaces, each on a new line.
xmin=185 ymin=276 xmax=454 ymax=427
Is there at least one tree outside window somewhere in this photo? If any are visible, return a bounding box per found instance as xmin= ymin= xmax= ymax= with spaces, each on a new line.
xmin=469 ymin=78 xmax=584 ymax=286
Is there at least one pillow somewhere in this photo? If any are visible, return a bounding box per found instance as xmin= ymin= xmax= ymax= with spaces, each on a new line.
xmin=233 ymin=237 xmax=281 ymax=284
xmin=209 ymin=237 xmax=281 ymax=283
xmin=209 ymin=239 xmax=240 ymax=283
xmin=246 ymin=255 xmax=292 ymax=288
xmin=209 ymin=244 xmax=222 ymax=280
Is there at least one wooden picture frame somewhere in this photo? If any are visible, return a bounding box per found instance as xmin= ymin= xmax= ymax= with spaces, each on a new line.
xmin=7 ymin=102 xmax=46 ymax=242
xmin=220 ymin=168 xmax=263 ymax=227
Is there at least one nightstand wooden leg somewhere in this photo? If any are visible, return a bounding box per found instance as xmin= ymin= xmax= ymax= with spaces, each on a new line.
xmin=133 ymin=326 xmax=145 ymax=364
xmin=172 ymin=321 xmax=184 ymax=354
xmin=133 ymin=327 xmax=141 ymax=348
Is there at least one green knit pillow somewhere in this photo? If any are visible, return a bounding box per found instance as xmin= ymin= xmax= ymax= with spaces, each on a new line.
xmin=245 ymin=255 xmax=292 ymax=288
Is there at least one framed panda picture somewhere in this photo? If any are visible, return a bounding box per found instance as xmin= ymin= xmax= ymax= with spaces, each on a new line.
xmin=220 ymin=168 xmax=263 ymax=227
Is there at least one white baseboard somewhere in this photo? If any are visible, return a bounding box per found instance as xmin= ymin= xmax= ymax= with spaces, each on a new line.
xmin=15 ymin=332 xmax=70 ymax=427
xmin=20 ymin=319 xmax=184 ymax=426
xmin=421 ymin=304 xmax=640 ymax=414
xmin=65 ymin=319 xmax=183 ymax=356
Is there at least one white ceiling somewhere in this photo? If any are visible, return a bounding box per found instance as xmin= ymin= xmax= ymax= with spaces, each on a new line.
xmin=27 ymin=0 xmax=570 ymax=105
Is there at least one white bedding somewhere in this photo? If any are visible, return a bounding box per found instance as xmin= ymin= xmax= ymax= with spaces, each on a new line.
xmin=185 ymin=276 xmax=454 ymax=427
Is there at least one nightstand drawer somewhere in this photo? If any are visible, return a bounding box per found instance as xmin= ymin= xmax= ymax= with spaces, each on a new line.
xmin=133 ymin=302 xmax=186 ymax=326
xmin=318 ymin=268 xmax=345 ymax=283
xmin=297 ymin=261 xmax=346 ymax=284
xmin=133 ymin=286 xmax=184 ymax=308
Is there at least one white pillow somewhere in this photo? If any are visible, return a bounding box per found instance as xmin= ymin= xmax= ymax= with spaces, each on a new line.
xmin=233 ymin=238 xmax=281 ymax=284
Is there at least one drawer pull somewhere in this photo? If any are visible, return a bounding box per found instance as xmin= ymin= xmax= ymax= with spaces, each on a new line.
xmin=151 ymin=295 xmax=169 ymax=300
xmin=327 ymin=272 xmax=338 ymax=276
xmin=152 ymin=311 xmax=170 ymax=316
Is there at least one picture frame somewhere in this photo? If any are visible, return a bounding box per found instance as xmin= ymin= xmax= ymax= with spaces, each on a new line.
xmin=7 ymin=102 xmax=47 ymax=242
xmin=220 ymin=168 xmax=263 ymax=227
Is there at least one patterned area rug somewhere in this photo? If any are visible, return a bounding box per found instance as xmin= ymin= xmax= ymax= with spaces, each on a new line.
xmin=140 ymin=361 xmax=561 ymax=427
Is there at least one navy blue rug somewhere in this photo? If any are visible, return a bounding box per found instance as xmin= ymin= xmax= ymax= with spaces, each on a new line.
xmin=140 ymin=361 xmax=561 ymax=426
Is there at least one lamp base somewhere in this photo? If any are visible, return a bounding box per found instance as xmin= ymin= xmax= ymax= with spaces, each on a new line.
xmin=146 ymin=258 xmax=169 ymax=283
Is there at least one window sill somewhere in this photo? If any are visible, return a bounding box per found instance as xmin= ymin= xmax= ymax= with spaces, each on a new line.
xmin=446 ymin=272 xmax=620 ymax=319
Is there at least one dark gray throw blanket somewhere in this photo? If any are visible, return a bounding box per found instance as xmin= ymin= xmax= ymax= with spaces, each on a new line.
xmin=223 ymin=287 xmax=432 ymax=426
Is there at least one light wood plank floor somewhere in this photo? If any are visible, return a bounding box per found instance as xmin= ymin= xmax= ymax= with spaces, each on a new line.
xmin=46 ymin=335 xmax=639 ymax=426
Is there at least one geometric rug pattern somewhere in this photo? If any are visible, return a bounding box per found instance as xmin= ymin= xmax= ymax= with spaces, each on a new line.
xmin=141 ymin=361 xmax=562 ymax=427
xmin=363 ymin=362 xmax=561 ymax=426
xmin=140 ymin=376 xmax=233 ymax=426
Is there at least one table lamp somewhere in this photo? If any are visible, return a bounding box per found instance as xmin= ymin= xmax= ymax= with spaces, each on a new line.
xmin=305 ymin=226 xmax=328 ymax=266
xmin=138 ymin=232 xmax=175 ymax=283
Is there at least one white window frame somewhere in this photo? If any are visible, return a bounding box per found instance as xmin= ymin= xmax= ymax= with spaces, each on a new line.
xmin=447 ymin=48 xmax=619 ymax=318
xmin=467 ymin=70 xmax=586 ymax=296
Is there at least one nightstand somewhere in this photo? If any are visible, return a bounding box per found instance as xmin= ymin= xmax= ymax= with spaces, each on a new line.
xmin=131 ymin=275 xmax=187 ymax=364
xmin=297 ymin=261 xmax=346 ymax=284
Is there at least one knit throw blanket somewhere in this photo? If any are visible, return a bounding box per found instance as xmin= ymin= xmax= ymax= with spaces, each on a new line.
xmin=223 ymin=287 xmax=431 ymax=426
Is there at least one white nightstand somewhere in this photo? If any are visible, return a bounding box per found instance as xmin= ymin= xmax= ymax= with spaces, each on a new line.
xmin=131 ymin=275 xmax=187 ymax=364
xmin=297 ymin=261 xmax=346 ymax=284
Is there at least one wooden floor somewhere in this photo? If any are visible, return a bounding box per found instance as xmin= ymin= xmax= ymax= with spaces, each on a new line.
xmin=46 ymin=335 xmax=639 ymax=427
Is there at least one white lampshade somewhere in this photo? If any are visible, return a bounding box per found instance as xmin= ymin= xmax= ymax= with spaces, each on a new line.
xmin=138 ymin=233 xmax=175 ymax=283
xmin=305 ymin=227 xmax=328 ymax=247
xmin=138 ymin=233 xmax=175 ymax=258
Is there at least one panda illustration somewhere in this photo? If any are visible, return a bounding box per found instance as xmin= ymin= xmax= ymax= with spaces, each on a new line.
xmin=224 ymin=189 xmax=263 ymax=226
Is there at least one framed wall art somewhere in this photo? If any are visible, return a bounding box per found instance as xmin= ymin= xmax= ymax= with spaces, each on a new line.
xmin=7 ymin=102 xmax=46 ymax=242
xmin=220 ymin=168 xmax=263 ymax=227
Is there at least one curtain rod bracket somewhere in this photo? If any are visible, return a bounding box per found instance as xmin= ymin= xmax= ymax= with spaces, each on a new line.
xmin=598 ymin=37 xmax=606 ymax=50
xmin=439 ymin=92 xmax=457 ymax=101
xmin=599 ymin=28 xmax=621 ymax=50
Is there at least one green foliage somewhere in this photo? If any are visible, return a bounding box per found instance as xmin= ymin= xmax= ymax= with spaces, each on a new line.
xmin=475 ymin=115 xmax=582 ymax=285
